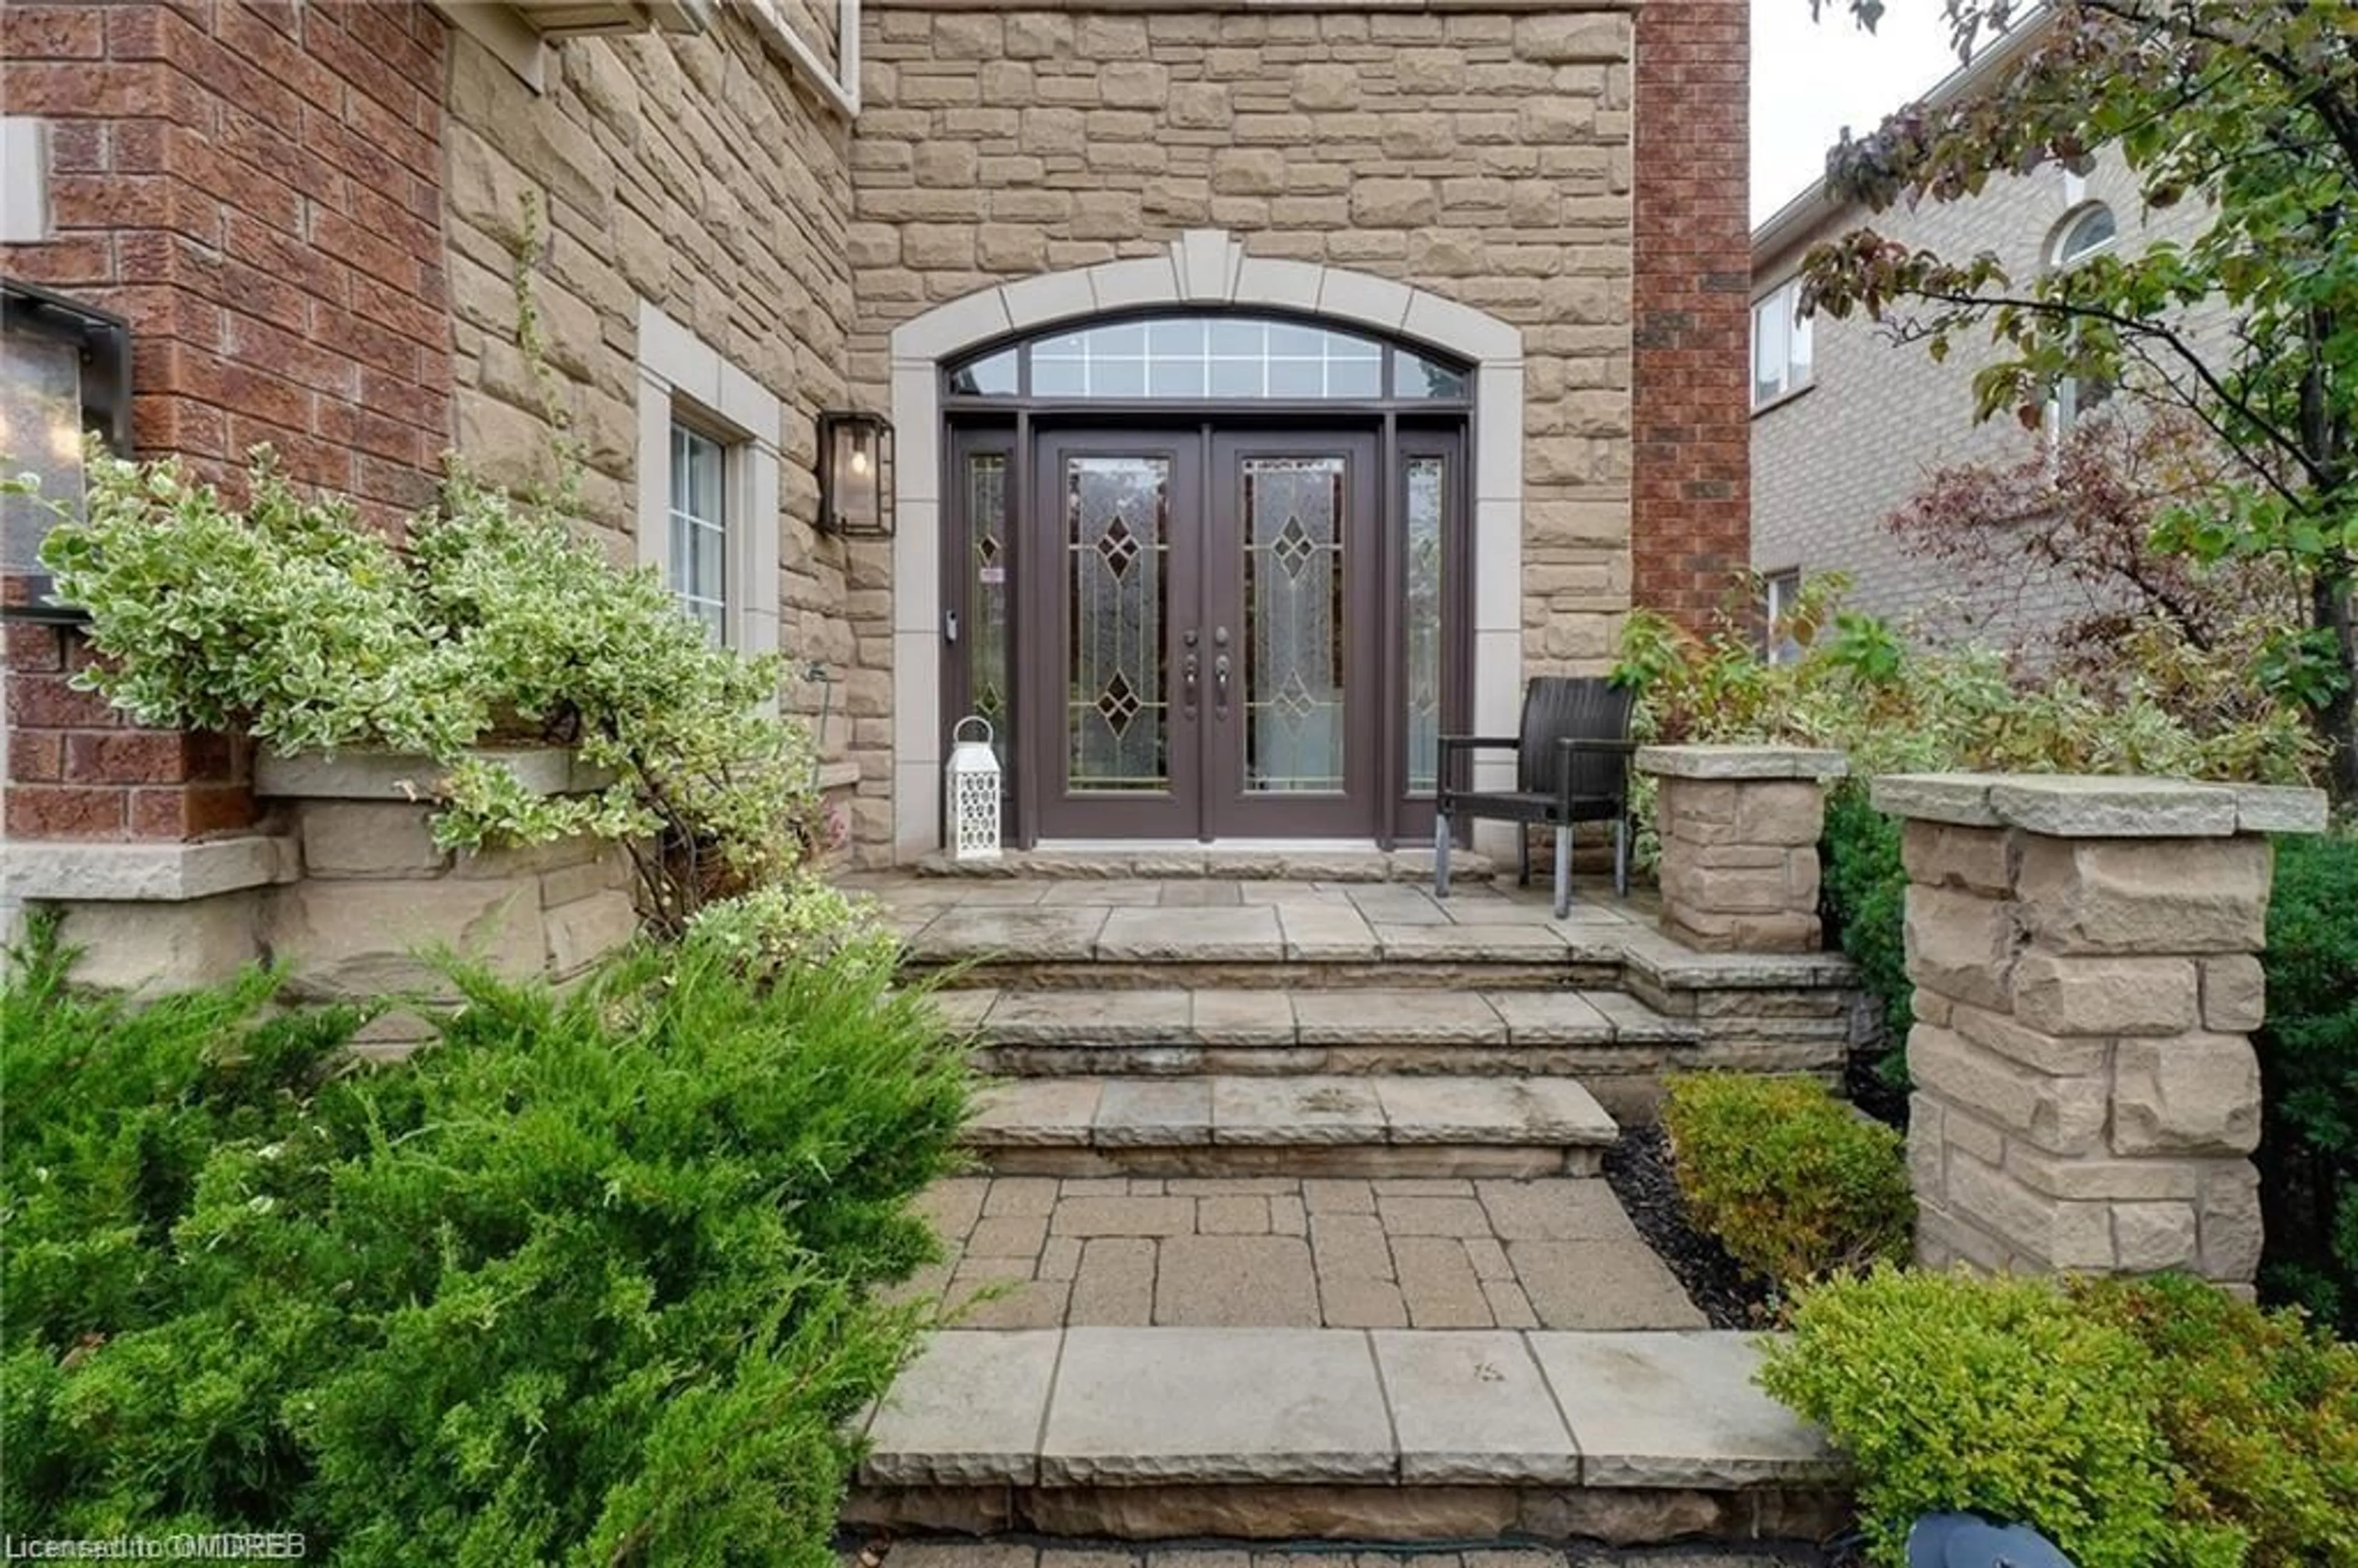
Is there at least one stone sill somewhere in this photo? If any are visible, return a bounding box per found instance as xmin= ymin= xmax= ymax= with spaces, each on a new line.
xmin=1871 ymin=773 xmax=2328 ymax=837
xmin=2 ymin=834 xmax=298 ymax=904
xmin=1637 ymin=744 xmax=1848 ymax=782
xmin=256 ymin=748 xmax=612 ymax=801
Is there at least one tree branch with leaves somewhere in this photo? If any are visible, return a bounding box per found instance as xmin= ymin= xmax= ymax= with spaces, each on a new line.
xmin=1800 ymin=0 xmax=2358 ymax=798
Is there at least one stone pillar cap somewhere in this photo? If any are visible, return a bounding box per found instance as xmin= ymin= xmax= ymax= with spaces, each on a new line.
xmin=1635 ymin=744 xmax=1848 ymax=781
xmin=1870 ymin=772 xmax=2328 ymax=837
xmin=255 ymin=747 xmax=613 ymax=801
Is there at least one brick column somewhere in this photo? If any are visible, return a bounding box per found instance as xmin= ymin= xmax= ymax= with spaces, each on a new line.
xmin=1636 ymin=745 xmax=1845 ymax=953
xmin=1875 ymin=774 xmax=2328 ymax=1288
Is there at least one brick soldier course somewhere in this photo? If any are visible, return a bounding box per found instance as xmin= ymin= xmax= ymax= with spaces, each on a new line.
xmin=1876 ymin=773 xmax=2329 ymax=1286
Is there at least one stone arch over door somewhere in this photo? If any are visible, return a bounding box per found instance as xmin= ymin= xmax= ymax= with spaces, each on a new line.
xmin=886 ymin=228 xmax=1525 ymax=861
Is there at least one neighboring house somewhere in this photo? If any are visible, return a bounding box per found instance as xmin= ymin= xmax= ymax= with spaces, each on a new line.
xmin=1749 ymin=23 xmax=2202 ymax=648
xmin=1 ymin=0 xmax=1748 ymax=896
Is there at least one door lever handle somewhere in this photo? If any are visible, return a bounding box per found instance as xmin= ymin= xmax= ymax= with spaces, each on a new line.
xmin=1183 ymin=649 xmax=1199 ymax=704
xmin=1213 ymin=652 xmax=1231 ymax=703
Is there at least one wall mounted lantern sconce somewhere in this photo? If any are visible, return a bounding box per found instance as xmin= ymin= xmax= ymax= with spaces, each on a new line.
xmin=817 ymin=409 xmax=893 ymax=538
xmin=2 ymin=278 xmax=131 ymax=624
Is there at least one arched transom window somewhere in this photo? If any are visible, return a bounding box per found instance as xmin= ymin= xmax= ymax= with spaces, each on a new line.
xmin=946 ymin=313 xmax=1472 ymax=403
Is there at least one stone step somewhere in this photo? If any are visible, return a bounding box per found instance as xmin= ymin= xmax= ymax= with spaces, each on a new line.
xmin=946 ymin=985 xmax=1700 ymax=1063
xmin=963 ymin=1074 xmax=1618 ymax=1178
xmin=844 ymin=1326 xmax=1846 ymax=1543
xmin=914 ymin=845 xmax=1500 ymax=882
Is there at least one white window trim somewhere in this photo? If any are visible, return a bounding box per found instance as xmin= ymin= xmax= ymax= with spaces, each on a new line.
xmin=744 ymin=0 xmax=862 ymax=118
xmin=1751 ymin=277 xmax=1813 ymax=409
xmin=634 ymin=299 xmax=782 ymax=657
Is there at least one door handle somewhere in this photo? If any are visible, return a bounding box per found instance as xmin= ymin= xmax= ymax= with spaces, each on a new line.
xmin=1213 ymin=653 xmax=1231 ymax=704
xmin=1183 ymin=648 xmax=1199 ymax=704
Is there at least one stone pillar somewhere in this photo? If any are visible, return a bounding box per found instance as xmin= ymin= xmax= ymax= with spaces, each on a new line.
xmin=1636 ymin=745 xmax=1847 ymax=953
xmin=1874 ymin=774 xmax=2328 ymax=1287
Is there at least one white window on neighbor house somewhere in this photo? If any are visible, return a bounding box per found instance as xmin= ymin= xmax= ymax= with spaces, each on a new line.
xmin=2045 ymin=203 xmax=2120 ymax=443
xmin=2050 ymin=201 xmax=2117 ymax=269
xmin=1751 ymin=278 xmax=1813 ymax=409
xmin=634 ymin=301 xmax=783 ymax=656
xmin=1764 ymin=569 xmax=1804 ymax=665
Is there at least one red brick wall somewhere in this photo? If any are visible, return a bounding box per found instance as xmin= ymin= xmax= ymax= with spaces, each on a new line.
xmin=1 ymin=1 xmax=453 ymax=841
xmin=1630 ymin=0 xmax=1752 ymax=631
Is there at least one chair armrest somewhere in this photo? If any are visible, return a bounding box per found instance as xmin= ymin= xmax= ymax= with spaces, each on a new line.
xmin=1552 ymin=735 xmax=1638 ymax=810
xmin=1434 ymin=735 xmax=1520 ymax=805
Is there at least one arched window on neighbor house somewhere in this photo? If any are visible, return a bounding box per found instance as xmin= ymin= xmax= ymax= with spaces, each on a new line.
xmin=2047 ymin=202 xmax=2120 ymax=438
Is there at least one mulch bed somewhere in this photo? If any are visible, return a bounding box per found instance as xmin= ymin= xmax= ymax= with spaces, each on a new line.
xmin=1604 ymin=1125 xmax=1778 ymax=1331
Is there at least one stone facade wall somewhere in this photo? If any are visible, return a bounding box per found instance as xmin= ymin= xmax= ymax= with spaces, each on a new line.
xmin=1 ymin=0 xmax=454 ymax=842
xmin=1752 ymin=144 xmax=2207 ymax=638
xmin=1630 ymin=0 xmax=1751 ymax=632
xmin=1878 ymin=774 xmax=2324 ymax=1287
xmin=848 ymin=4 xmax=1641 ymax=685
xmin=436 ymin=17 xmax=883 ymax=847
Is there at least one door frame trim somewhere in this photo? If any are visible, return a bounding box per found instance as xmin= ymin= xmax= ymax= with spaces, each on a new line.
xmin=890 ymin=230 xmax=1527 ymax=862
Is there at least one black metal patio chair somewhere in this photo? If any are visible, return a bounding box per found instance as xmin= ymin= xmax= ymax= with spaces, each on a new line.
xmin=1433 ymin=676 xmax=1636 ymax=919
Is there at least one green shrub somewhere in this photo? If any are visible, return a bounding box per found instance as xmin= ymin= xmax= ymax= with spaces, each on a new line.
xmin=2256 ymin=828 xmax=2358 ymax=1334
xmin=1659 ymin=1073 xmax=1913 ymax=1290
xmin=33 ymin=449 xmax=832 ymax=937
xmin=2076 ymin=1274 xmax=2358 ymax=1567
xmin=1757 ymin=1268 xmax=2233 ymax=1568
xmin=1821 ymin=786 xmax=1912 ymax=1069
xmin=0 ymin=916 xmax=970 ymax=1566
xmin=1761 ymin=1268 xmax=2358 ymax=1568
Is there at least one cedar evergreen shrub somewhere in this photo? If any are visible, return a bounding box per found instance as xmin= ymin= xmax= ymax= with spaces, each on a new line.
xmin=0 ymin=914 xmax=970 ymax=1566
xmin=1659 ymin=1072 xmax=1913 ymax=1290
xmin=2255 ymin=828 xmax=2358 ymax=1335
xmin=1819 ymin=786 xmax=1911 ymax=1081
xmin=1759 ymin=1267 xmax=2358 ymax=1568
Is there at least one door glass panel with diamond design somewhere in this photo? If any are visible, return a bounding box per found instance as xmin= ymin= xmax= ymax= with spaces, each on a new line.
xmin=1067 ymin=456 xmax=1171 ymax=791
xmin=966 ymin=452 xmax=1011 ymax=783
xmin=1242 ymin=456 xmax=1346 ymax=793
xmin=1404 ymin=456 xmax=1446 ymax=793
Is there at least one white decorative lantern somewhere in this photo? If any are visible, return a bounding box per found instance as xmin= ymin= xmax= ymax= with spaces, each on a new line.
xmin=947 ymin=715 xmax=1002 ymax=862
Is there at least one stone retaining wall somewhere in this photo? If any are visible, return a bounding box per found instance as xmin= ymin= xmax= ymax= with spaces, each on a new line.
xmin=1636 ymin=746 xmax=1845 ymax=954
xmin=1875 ymin=773 xmax=2329 ymax=1287
xmin=7 ymin=750 xmax=637 ymax=1033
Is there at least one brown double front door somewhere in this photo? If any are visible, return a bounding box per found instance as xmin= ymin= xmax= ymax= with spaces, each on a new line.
xmin=1030 ymin=426 xmax=1382 ymax=840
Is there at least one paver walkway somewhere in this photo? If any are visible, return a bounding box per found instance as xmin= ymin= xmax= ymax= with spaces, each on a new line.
xmin=901 ymin=1176 xmax=1703 ymax=1331
xmin=855 ymin=1541 xmax=1828 ymax=1568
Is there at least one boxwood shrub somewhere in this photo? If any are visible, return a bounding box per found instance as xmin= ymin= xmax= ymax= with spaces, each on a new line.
xmin=0 ymin=916 xmax=970 ymax=1566
xmin=1660 ymin=1071 xmax=1913 ymax=1290
xmin=1760 ymin=1267 xmax=2358 ymax=1568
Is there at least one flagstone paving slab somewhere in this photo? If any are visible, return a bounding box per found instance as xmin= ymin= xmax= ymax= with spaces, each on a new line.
xmin=861 ymin=1328 xmax=1059 ymax=1485
xmin=1372 ymin=1330 xmax=1580 ymax=1484
xmin=1041 ymin=1327 xmax=1394 ymax=1485
xmin=1291 ymin=990 xmax=1504 ymax=1046
xmin=916 ymin=905 xmax=1111 ymax=961
xmin=1212 ymin=1076 xmax=1387 ymax=1144
xmin=1097 ymin=906 xmax=1285 ymax=961
xmin=1527 ymin=1331 xmax=1840 ymax=1489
